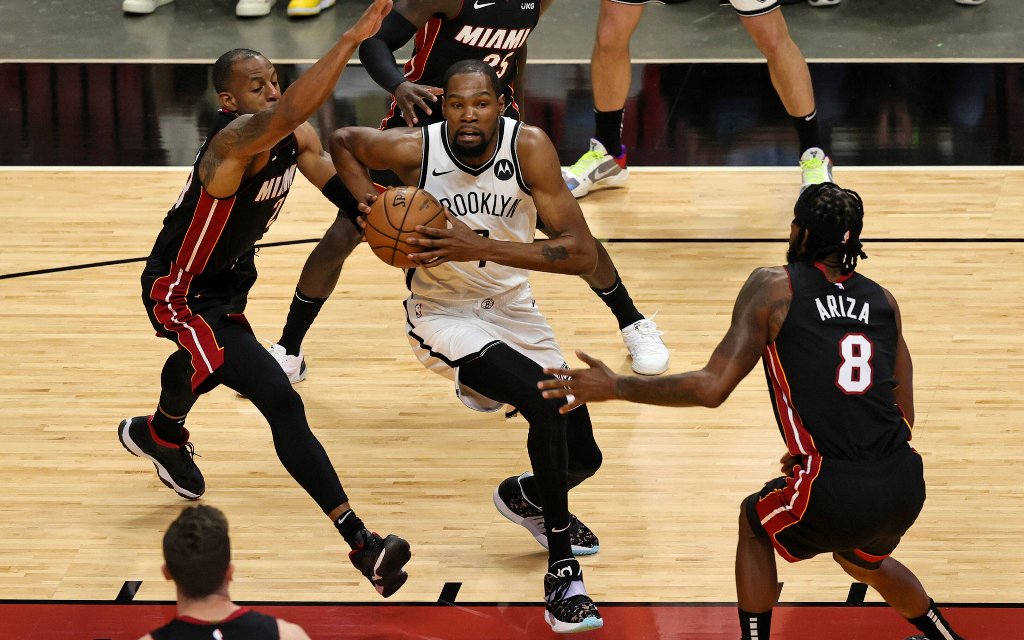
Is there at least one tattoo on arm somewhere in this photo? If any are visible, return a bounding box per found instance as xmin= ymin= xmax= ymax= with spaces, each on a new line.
xmin=541 ymin=244 xmax=569 ymax=263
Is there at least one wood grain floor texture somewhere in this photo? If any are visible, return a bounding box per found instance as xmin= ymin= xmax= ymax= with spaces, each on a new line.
xmin=0 ymin=168 xmax=1020 ymax=607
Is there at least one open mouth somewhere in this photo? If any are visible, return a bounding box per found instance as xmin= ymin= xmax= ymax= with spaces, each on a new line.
xmin=457 ymin=129 xmax=482 ymax=143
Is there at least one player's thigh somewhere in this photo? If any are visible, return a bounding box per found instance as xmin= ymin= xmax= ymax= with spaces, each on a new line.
xmin=727 ymin=0 xmax=781 ymax=19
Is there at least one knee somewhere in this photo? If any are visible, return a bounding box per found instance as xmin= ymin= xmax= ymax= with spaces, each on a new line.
xmin=738 ymin=496 xmax=760 ymax=540
xmin=745 ymin=20 xmax=790 ymax=58
xmin=568 ymin=446 xmax=602 ymax=479
xmin=594 ymin=21 xmax=632 ymax=56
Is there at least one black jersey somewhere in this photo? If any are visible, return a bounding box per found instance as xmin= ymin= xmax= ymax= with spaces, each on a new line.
xmin=380 ymin=0 xmax=539 ymax=129
xmin=762 ymin=262 xmax=912 ymax=462
xmin=150 ymin=608 xmax=280 ymax=640
xmin=145 ymin=109 xmax=298 ymax=290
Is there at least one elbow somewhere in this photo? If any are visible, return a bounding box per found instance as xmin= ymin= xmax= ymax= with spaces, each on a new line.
xmin=703 ymin=391 xmax=728 ymax=409
xmin=699 ymin=380 xmax=731 ymax=408
xmin=327 ymin=129 xmax=350 ymax=158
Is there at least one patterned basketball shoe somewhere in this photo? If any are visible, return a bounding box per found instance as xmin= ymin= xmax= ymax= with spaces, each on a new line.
xmin=799 ymin=147 xmax=834 ymax=192
xmin=621 ymin=315 xmax=669 ymax=376
xmin=561 ymin=139 xmax=629 ymax=199
xmin=493 ymin=472 xmax=600 ymax=556
xmin=544 ymin=559 xmax=604 ymax=633
xmin=118 ymin=416 xmax=204 ymax=500
xmin=287 ymin=0 xmax=335 ymax=16
xmin=348 ymin=529 xmax=412 ymax=598
xmin=268 ymin=342 xmax=307 ymax=383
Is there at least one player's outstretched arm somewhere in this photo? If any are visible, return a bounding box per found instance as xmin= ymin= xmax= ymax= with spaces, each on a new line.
xmin=206 ymin=0 xmax=387 ymax=164
xmin=539 ymin=267 xmax=790 ymax=413
xmin=359 ymin=0 xmax=458 ymax=125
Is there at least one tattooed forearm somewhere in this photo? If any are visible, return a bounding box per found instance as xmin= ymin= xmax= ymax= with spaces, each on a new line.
xmin=541 ymin=244 xmax=569 ymax=263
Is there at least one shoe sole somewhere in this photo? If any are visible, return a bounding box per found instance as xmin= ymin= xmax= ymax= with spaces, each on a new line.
xmin=570 ymin=169 xmax=629 ymax=199
xmin=544 ymin=610 xmax=604 ymax=634
xmin=288 ymin=0 xmax=335 ymax=15
xmin=630 ymin=359 xmax=669 ymax=376
xmin=118 ymin=418 xmax=202 ymax=500
xmin=372 ymin=535 xmax=412 ymax=598
xmin=492 ymin=487 xmax=599 ymax=556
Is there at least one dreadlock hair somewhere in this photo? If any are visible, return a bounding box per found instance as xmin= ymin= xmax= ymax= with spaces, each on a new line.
xmin=212 ymin=48 xmax=265 ymax=93
xmin=163 ymin=505 xmax=231 ymax=599
xmin=794 ymin=182 xmax=868 ymax=275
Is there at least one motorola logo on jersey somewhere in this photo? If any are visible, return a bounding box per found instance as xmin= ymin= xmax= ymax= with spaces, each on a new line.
xmin=494 ymin=159 xmax=514 ymax=181
xmin=439 ymin=191 xmax=522 ymax=218
xmin=454 ymin=25 xmax=533 ymax=51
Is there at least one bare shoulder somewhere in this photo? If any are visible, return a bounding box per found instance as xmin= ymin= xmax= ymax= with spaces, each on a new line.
xmin=277 ymin=618 xmax=311 ymax=640
xmin=514 ymin=123 xmax=554 ymax=151
xmin=741 ymin=266 xmax=792 ymax=341
xmin=137 ymin=634 xmax=154 ymax=640
xmin=293 ymin=121 xmax=320 ymax=147
xmin=745 ymin=265 xmax=790 ymax=292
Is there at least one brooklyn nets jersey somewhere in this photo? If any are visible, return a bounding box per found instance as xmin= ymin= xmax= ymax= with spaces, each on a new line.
xmin=145 ymin=109 xmax=298 ymax=290
xmin=412 ymin=116 xmax=536 ymax=301
xmin=762 ymin=261 xmax=912 ymax=462
xmin=381 ymin=0 xmax=538 ymax=129
xmin=150 ymin=608 xmax=280 ymax=640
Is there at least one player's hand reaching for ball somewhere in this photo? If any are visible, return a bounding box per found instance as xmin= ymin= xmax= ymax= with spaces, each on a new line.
xmin=394 ymin=82 xmax=444 ymax=126
xmin=538 ymin=351 xmax=621 ymax=414
xmin=354 ymin=192 xmax=379 ymax=237
xmin=407 ymin=210 xmax=490 ymax=266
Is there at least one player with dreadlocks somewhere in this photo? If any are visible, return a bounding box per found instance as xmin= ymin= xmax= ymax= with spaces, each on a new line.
xmin=535 ymin=182 xmax=967 ymax=640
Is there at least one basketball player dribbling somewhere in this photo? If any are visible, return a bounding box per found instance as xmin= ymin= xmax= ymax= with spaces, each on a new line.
xmin=327 ymin=59 xmax=606 ymax=633
xmin=119 ymin=0 xmax=413 ymax=599
xmin=268 ymin=0 xmax=671 ymax=385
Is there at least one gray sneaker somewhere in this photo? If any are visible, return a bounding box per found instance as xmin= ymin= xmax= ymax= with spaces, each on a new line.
xmin=493 ymin=472 xmax=600 ymax=556
xmin=561 ymin=139 xmax=629 ymax=199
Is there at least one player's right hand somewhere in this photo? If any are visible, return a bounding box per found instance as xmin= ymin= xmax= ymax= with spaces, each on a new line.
xmin=344 ymin=0 xmax=393 ymax=44
xmin=394 ymin=82 xmax=444 ymax=126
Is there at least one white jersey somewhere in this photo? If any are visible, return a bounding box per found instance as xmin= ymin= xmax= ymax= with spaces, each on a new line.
xmin=411 ymin=117 xmax=537 ymax=302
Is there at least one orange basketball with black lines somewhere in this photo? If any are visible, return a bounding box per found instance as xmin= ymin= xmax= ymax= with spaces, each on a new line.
xmin=364 ymin=186 xmax=447 ymax=268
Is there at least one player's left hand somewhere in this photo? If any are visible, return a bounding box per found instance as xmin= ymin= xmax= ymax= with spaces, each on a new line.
xmin=354 ymin=192 xmax=378 ymax=236
xmin=407 ymin=209 xmax=490 ymax=267
xmin=538 ymin=350 xmax=620 ymax=414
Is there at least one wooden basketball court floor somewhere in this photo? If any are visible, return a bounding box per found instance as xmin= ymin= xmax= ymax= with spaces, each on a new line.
xmin=1 ymin=167 xmax=1022 ymax=638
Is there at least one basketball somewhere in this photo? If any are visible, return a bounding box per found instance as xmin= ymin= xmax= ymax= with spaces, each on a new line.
xmin=364 ymin=186 xmax=447 ymax=268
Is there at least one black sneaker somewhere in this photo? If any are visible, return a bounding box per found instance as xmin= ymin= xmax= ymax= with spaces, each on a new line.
xmin=544 ymin=559 xmax=603 ymax=633
xmin=348 ymin=529 xmax=411 ymax=598
xmin=118 ymin=416 xmax=205 ymax=500
xmin=493 ymin=472 xmax=600 ymax=556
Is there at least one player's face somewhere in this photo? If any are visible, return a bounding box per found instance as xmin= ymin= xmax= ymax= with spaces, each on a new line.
xmin=442 ymin=73 xmax=504 ymax=161
xmin=221 ymin=56 xmax=281 ymax=115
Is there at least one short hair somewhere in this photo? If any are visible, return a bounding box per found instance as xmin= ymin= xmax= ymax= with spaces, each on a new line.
xmin=163 ymin=505 xmax=231 ymax=599
xmin=212 ymin=48 xmax=265 ymax=93
xmin=442 ymin=59 xmax=501 ymax=97
xmin=794 ymin=182 xmax=868 ymax=274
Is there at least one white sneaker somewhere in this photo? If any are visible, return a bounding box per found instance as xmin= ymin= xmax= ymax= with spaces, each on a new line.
xmin=808 ymin=0 xmax=841 ymax=6
xmin=123 ymin=0 xmax=173 ymax=14
xmin=561 ymin=139 xmax=629 ymax=199
xmin=236 ymin=0 xmax=276 ymax=17
xmin=799 ymin=147 xmax=834 ymax=192
xmin=954 ymin=0 xmax=985 ymax=5
xmin=621 ymin=315 xmax=669 ymax=376
xmin=267 ymin=342 xmax=307 ymax=383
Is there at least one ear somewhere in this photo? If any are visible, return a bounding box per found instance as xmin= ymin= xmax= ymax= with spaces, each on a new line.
xmin=224 ymin=563 xmax=235 ymax=585
xmin=799 ymin=228 xmax=811 ymax=250
xmin=497 ymin=93 xmax=505 ymax=113
xmin=218 ymin=91 xmax=237 ymax=112
xmin=161 ymin=564 xmax=172 ymax=581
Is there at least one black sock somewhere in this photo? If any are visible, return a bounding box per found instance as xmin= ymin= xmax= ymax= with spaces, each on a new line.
xmin=792 ymin=109 xmax=823 ymax=155
xmin=738 ymin=608 xmax=772 ymax=640
xmin=594 ymin=108 xmax=625 ymax=156
xmin=150 ymin=411 xmax=186 ymax=445
xmin=908 ymin=600 xmax=964 ymax=640
xmin=278 ymin=289 xmax=328 ymax=356
xmin=591 ymin=274 xmax=644 ymax=330
xmin=334 ymin=509 xmax=367 ymax=549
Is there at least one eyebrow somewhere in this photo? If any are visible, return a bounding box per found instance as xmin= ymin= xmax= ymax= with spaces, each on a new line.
xmin=446 ymin=91 xmax=495 ymax=99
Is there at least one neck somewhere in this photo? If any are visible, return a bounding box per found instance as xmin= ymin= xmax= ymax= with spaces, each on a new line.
xmin=813 ymin=259 xmax=847 ymax=283
xmin=176 ymin=587 xmax=239 ymax=622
